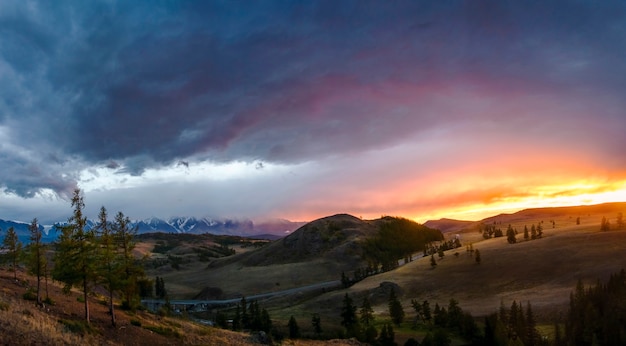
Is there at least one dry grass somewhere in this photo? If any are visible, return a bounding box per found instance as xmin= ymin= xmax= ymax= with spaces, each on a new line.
xmin=0 ymin=288 xmax=100 ymax=345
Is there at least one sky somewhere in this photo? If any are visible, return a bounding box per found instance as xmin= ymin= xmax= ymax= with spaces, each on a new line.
xmin=1 ymin=1 xmax=626 ymax=225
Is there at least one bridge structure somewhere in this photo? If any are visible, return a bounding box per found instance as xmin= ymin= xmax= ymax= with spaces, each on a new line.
xmin=141 ymin=280 xmax=342 ymax=313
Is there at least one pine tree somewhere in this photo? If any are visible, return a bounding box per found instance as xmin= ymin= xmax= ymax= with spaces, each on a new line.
xmin=430 ymin=254 xmax=437 ymax=268
xmin=600 ymin=217 xmax=611 ymax=231
xmin=113 ymin=211 xmax=144 ymax=310
xmin=312 ymin=313 xmax=322 ymax=336
xmin=531 ymin=225 xmax=537 ymax=239
xmin=377 ymin=323 xmax=396 ymax=346
xmin=340 ymin=293 xmax=359 ymax=337
xmin=524 ymin=225 xmax=529 ymax=240
xmin=3 ymin=226 xmax=22 ymax=280
xmin=232 ymin=304 xmax=241 ymax=330
xmin=537 ymin=223 xmax=543 ymax=238
xmin=260 ymin=308 xmax=272 ymax=333
xmin=360 ymin=296 xmax=375 ymax=326
xmin=288 ymin=315 xmax=300 ymax=339
xmin=94 ymin=206 xmax=121 ymax=326
xmin=422 ymin=300 xmax=432 ymax=324
xmin=524 ymin=301 xmax=539 ymax=346
xmin=475 ymin=249 xmax=481 ymax=264
xmin=506 ymin=224 xmax=516 ymax=244
xmin=53 ymin=189 xmax=98 ymax=323
xmin=388 ymin=287 xmax=405 ymax=325
xmin=27 ymin=219 xmax=47 ymax=305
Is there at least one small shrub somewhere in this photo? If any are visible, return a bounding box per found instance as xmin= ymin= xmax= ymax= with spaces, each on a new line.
xmin=22 ymin=289 xmax=37 ymax=301
xmin=43 ymin=296 xmax=55 ymax=305
xmin=59 ymin=319 xmax=95 ymax=335
xmin=130 ymin=319 xmax=142 ymax=327
xmin=0 ymin=301 xmax=9 ymax=311
xmin=22 ymin=309 xmax=33 ymax=317
xmin=76 ymin=295 xmax=85 ymax=303
xmin=143 ymin=325 xmax=181 ymax=338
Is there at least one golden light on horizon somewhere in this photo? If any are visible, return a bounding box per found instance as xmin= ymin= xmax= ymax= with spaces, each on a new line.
xmin=412 ymin=179 xmax=626 ymax=223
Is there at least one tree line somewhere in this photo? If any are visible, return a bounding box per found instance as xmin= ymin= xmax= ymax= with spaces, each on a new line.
xmin=0 ymin=188 xmax=149 ymax=326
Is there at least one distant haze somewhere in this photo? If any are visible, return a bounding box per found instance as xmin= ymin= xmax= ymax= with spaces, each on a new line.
xmin=1 ymin=1 xmax=625 ymax=224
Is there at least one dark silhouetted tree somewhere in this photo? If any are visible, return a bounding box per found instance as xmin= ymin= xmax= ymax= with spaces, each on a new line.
xmin=475 ymin=249 xmax=481 ymax=264
xmin=601 ymin=216 xmax=610 ymax=231
xmin=617 ymin=212 xmax=624 ymax=229
xmin=3 ymin=226 xmax=22 ymax=280
xmin=531 ymin=225 xmax=537 ymax=239
xmin=524 ymin=225 xmax=529 ymax=240
xmin=389 ymin=287 xmax=405 ymax=325
xmin=507 ymin=225 xmax=516 ymax=244
xmin=341 ymin=293 xmax=359 ymax=337
xmin=430 ymin=254 xmax=437 ymax=268
xmin=360 ymin=296 xmax=374 ymax=326
xmin=378 ymin=323 xmax=396 ymax=346
xmin=312 ymin=313 xmax=322 ymax=336
xmin=288 ymin=315 xmax=300 ymax=339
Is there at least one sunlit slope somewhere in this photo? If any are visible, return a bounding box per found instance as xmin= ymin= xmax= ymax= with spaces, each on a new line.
xmin=300 ymin=202 xmax=626 ymax=320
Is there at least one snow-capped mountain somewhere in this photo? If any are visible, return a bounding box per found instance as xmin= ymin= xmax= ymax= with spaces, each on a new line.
xmin=0 ymin=216 xmax=304 ymax=243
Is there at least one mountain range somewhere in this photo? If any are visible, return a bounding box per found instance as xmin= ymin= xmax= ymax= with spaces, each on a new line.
xmin=0 ymin=217 xmax=306 ymax=243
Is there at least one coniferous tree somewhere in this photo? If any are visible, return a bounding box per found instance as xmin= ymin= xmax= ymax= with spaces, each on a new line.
xmin=312 ymin=313 xmax=322 ymax=336
xmin=524 ymin=225 xmax=529 ymax=240
xmin=600 ymin=216 xmax=611 ymax=231
xmin=240 ymin=296 xmax=249 ymax=329
xmin=531 ymin=225 xmax=537 ymax=239
xmin=422 ymin=300 xmax=432 ymax=324
xmin=506 ymin=224 xmax=517 ymax=244
xmin=28 ymin=218 xmax=47 ymax=305
xmin=524 ymin=301 xmax=539 ymax=346
xmin=537 ymin=221 xmax=543 ymax=238
xmin=232 ymin=304 xmax=241 ymax=330
xmin=388 ymin=287 xmax=405 ymax=325
xmin=113 ymin=211 xmax=144 ymax=310
xmin=288 ymin=315 xmax=300 ymax=339
xmin=378 ymin=323 xmax=396 ymax=346
xmin=430 ymin=254 xmax=437 ymax=268
xmin=617 ymin=212 xmax=624 ymax=229
xmin=360 ymin=296 xmax=375 ymax=326
xmin=475 ymin=249 xmax=481 ymax=264
xmin=260 ymin=308 xmax=272 ymax=333
xmin=3 ymin=226 xmax=22 ymax=280
xmin=94 ymin=206 xmax=120 ymax=326
xmin=340 ymin=293 xmax=359 ymax=337
xmin=53 ymin=189 xmax=97 ymax=323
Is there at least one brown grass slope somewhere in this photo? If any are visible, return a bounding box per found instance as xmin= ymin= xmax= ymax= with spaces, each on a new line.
xmin=289 ymin=202 xmax=626 ymax=326
xmin=229 ymin=214 xmax=378 ymax=267
xmin=156 ymin=214 xmax=383 ymax=298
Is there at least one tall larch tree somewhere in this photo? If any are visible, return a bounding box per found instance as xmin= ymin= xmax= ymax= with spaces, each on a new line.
xmin=113 ymin=211 xmax=143 ymax=309
xmin=94 ymin=206 xmax=121 ymax=326
xmin=53 ymin=188 xmax=98 ymax=323
xmin=3 ymin=226 xmax=22 ymax=280
xmin=27 ymin=218 xmax=46 ymax=305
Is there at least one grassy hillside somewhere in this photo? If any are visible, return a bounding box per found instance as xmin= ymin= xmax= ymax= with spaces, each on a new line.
xmin=144 ymin=214 xmax=442 ymax=299
xmin=272 ymin=203 xmax=626 ymax=343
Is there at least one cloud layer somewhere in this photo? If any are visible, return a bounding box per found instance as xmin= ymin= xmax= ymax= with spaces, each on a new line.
xmin=1 ymin=1 xmax=625 ymax=222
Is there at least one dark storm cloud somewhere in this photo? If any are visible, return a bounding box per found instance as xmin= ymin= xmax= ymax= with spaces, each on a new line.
xmin=1 ymin=0 xmax=625 ymax=198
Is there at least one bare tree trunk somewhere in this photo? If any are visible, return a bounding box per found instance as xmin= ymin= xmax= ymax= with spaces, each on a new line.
xmin=83 ymin=278 xmax=90 ymax=323
xmin=110 ymin=289 xmax=116 ymax=326
xmin=36 ymin=275 xmax=42 ymax=306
